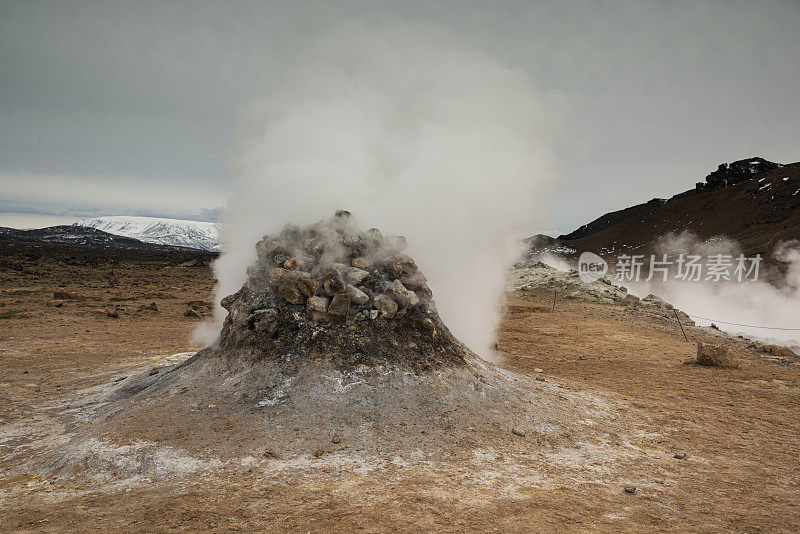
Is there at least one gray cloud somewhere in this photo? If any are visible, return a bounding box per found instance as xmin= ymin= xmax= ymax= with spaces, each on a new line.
xmin=1 ymin=0 xmax=798 ymax=231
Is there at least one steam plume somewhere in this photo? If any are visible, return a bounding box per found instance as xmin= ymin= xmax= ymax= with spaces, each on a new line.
xmin=197 ymin=21 xmax=558 ymax=356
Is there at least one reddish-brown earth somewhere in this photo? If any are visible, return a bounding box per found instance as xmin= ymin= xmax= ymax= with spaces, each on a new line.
xmin=1 ymin=247 xmax=799 ymax=532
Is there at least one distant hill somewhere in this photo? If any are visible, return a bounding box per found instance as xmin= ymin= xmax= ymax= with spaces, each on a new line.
xmin=74 ymin=216 xmax=220 ymax=252
xmin=528 ymin=157 xmax=800 ymax=261
xmin=0 ymin=225 xmax=204 ymax=253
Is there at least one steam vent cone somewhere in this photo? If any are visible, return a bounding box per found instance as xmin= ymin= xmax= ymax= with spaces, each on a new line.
xmin=56 ymin=211 xmax=590 ymax=466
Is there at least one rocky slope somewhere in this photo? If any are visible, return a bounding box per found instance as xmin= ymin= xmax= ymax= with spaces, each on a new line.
xmin=529 ymin=157 xmax=800 ymax=261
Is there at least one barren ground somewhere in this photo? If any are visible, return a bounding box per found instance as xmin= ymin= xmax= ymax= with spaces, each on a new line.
xmin=1 ymin=248 xmax=799 ymax=532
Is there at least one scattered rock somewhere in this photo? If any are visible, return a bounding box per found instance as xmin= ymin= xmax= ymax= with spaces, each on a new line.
xmin=691 ymin=341 xmax=739 ymax=368
xmin=579 ymin=353 xmax=588 ymax=360
xmin=346 ymin=268 xmax=370 ymax=285
xmin=53 ymin=291 xmax=75 ymax=300
xmin=46 ymin=300 xmax=64 ymax=308
xmin=323 ymin=271 xmax=346 ymax=296
xmin=106 ymin=309 xmax=119 ymax=319
xmin=765 ymin=345 xmax=798 ymax=359
xmin=250 ymin=308 xmax=278 ymax=332
xmin=511 ymin=427 xmax=526 ymax=437
xmin=326 ymin=293 xmax=351 ymax=323
xmin=385 ymin=279 xmax=419 ymax=308
xmin=148 ymin=368 xmax=159 ymax=376
xmin=263 ymin=449 xmax=279 ymax=459
xmin=142 ymin=302 xmax=158 ymax=311
xmin=345 ymin=285 xmax=369 ymax=306
xmin=674 ymin=452 xmax=686 ymax=460
xmin=373 ymin=294 xmax=398 ymax=318
xmin=306 ymin=296 xmax=329 ymax=322
xmin=277 ymin=282 xmax=304 ymax=304
xmin=624 ymin=485 xmax=637 ymax=494
xmin=184 ymin=307 xmax=204 ymax=319
xmin=331 ymin=436 xmax=341 ymax=444
xmin=296 ymin=276 xmax=319 ymax=298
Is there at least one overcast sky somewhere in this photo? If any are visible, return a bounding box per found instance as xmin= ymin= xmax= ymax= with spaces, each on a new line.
xmin=1 ymin=0 xmax=798 ymax=233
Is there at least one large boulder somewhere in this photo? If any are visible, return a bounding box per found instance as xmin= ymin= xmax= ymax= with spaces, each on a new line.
xmin=692 ymin=342 xmax=739 ymax=368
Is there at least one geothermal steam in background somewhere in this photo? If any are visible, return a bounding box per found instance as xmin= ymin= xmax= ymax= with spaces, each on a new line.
xmin=199 ymin=22 xmax=558 ymax=356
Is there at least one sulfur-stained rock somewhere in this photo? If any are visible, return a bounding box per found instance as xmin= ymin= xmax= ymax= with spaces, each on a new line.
xmin=352 ymin=257 xmax=369 ymax=270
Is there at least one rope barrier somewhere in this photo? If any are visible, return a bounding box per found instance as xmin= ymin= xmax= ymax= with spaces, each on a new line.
xmin=684 ymin=314 xmax=800 ymax=331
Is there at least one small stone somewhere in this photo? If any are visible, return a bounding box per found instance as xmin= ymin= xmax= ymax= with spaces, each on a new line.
xmin=534 ymin=368 xmax=543 ymax=373
xmin=323 ymin=270 xmax=346 ymax=296
xmin=250 ymin=308 xmax=278 ymax=331
xmin=386 ymin=254 xmax=417 ymax=278
xmin=352 ymin=257 xmax=369 ymax=269
xmin=143 ymin=302 xmax=158 ymax=311
xmin=345 ymin=285 xmax=370 ymax=306
xmin=53 ymin=291 xmax=74 ymax=300
xmin=511 ymin=427 xmax=526 ymax=437
xmin=401 ymin=271 xmax=427 ymax=290
xmin=385 ymin=279 xmax=419 ymax=308
xmin=106 ymin=309 xmax=119 ymax=318
xmin=373 ymin=294 xmax=398 ymax=318
xmin=46 ymin=300 xmax=64 ymax=308
xmin=284 ymin=257 xmax=301 ymax=270
xmin=263 ymin=450 xmax=279 ymax=459
xmin=148 ymin=368 xmax=159 ymax=376
xmin=624 ymin=485 xmax=637 ymax=494
xmin=278 ymin=282 xmax=304 ymax=304
xmin=332 ymin=436 xmax=341 ymax=444
xmin=327 ymin=293 xmax=351 ymax=323
xmin=268 ymin=268 xmax=292 ymax=287
xmin=185 ymin=307 xmax=204 ymax=319
xmin=296 ymin=276 xmax=319 ymax=298
xmin=674 ymin=452 xmax=686 ymax=460
xmin=306 ymin=296 xmax=329 ymax=322
xmin=579 ymin=354 xmax=588 ymax=360
xmin=420 ymin=317 xmax=436 ymax=337
xmin=369 ymin=310 xmax=379 ymax=320
xmin=365 ymin=228 xmax=383 ymax=242
xmin=312 ymin=449 xmax=325 ymax=458
xmin=346 ymin=268 xmax=370 ymax=285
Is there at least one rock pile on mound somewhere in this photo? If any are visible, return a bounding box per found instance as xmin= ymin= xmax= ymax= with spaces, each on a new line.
xmin=44 ymin=212 xmax=606 ymax=472
xmin=216 ymin=210 xmax=467 ymax=370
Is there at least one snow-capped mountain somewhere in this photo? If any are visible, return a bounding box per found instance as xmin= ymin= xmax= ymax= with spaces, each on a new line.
xmin=73 ymin=216 xmax=221 ymax=252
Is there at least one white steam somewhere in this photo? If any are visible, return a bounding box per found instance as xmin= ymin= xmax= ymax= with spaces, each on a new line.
xmin=198 ymin=22 xmax=558 ymax=356
xmin=624 ymin=231 xmax=800 ymax=348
